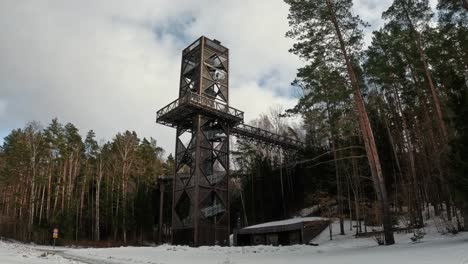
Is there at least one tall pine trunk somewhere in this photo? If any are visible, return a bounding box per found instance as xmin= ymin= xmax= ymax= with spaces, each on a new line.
xmin=463 ymin=203 xmax=468 ymax=231
xmin=78 ymin=168 xmax=87 ymax=235
xmin=392 ymin=83 xmax=423 ymax=226
xmin=95 ymin=157 xmax=103 ymax=241
xmin=46 ymin=161 xmax=52 ymax=220
xmin=39 ymin=185 xmax=45 ymax=224
xmin=327 ymin=102 xmax=344 ymax=235
xmin=28 ymin=147 xmax=37 ymax=233
xmin=325 ymin=0 xmax=395 ymax=244
xmin=122 ymin=164 xmax=127 ymax=244
xmin=332 ymin=139 xmax=344 ymax=235
xmin=61 ymin=161 xmax=67 ymax=211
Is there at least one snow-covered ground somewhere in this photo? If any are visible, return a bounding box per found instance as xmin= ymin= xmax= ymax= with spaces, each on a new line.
xmin=1 ymin=219 xmax=468 ymax=264
xmin=0 ymin=240 xmax=80 ymax=264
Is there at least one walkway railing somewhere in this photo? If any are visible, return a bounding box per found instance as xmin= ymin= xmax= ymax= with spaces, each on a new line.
xmin=156 ymin=92 xmax=244 ymax=124
xmin=232 ymin=123 xmax=305 ymax=150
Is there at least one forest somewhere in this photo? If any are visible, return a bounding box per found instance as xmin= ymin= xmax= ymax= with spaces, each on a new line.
xmin=0 ymin=119 xmax=174 ymax=244
xmin=0 ymin=0 xmax=467 ymax=246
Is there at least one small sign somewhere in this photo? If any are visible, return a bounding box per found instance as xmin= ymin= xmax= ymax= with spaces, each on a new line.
xmin=53 ymin=228 xmax=58 ymax=239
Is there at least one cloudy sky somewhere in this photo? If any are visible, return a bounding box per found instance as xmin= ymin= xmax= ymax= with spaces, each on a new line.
xmin=0 ymin=0 xmax=436 ymax=155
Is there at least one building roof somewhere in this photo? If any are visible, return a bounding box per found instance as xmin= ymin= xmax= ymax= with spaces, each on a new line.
xmin=244 ymin=217 xmax=326 ymax=229
xmin=237 ymin=217 xmax=327 ymax=235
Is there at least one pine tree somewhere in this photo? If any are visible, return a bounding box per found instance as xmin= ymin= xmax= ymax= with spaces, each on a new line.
xmin=383 ymin=0 xmax=448 ymax=140
xmin=285 ymin=0 xmax=395 ymax=244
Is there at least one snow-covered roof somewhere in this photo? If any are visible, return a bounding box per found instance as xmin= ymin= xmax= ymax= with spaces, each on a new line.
xmin=244 ymin=217 xmax=327 ymax=229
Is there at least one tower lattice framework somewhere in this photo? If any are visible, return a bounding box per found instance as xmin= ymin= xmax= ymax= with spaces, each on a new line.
xmin=156 ymin=36 xmax=304 ymax=246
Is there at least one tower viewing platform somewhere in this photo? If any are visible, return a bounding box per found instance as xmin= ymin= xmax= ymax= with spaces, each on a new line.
xmin=156 ymin=92 xmax=244 ymax=128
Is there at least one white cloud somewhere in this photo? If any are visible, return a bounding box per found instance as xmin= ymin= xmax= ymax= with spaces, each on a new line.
xmin=353 ymin=0 xmax=393 ymax=46
xmin=231 ymin=82 xmax=297 ymax=122
xmin=0 ymin=0 xmax=302 ymax=153
xmin=0 ymin=0 xmax=425 ymax=153
xmin=0 ymin=99 xmax=7 ymax=119
xmin=353 ymin=0 xmax=439 ymax=47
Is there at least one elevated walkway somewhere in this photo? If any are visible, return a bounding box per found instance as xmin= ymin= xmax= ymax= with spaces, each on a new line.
xmin=231 ymin=123 xmax=304 ymax=150
xmin=156 ymin=92 xmax=304 ymax=151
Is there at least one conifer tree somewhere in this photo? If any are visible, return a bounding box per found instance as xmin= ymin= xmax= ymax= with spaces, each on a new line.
xmin=285 ymin=0 xmax=395 ymax=244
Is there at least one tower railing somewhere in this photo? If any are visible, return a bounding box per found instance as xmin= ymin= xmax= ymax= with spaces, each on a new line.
xmin=156 ymin=92 xmax=244 ymax=126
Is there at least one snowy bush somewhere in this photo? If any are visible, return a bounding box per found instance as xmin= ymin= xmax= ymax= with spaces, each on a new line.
xmin=372 ymin=229 xmax=385 ymax=245
xmin=410 ymin=229 xmax=426 ymax=243
xmin=434 ymin=216 xmax=458 ymax=235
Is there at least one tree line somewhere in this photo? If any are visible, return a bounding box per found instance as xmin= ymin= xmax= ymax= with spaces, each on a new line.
xmin=280 ymin=0 xmax=467 ymax=245
xmin=0 ymin=118 xmax=174 ymax=244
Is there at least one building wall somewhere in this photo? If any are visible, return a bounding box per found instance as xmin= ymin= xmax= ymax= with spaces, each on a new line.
xmin=234 ymin=220 xmax=330 ymax=246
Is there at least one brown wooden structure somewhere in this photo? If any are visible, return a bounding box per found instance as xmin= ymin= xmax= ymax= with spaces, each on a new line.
xmin=156 ymin=36 xmax=304 ymax=246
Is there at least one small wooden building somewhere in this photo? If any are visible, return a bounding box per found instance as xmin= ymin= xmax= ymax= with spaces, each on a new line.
xmin=233 ymin=217 xmax=330 ymax=246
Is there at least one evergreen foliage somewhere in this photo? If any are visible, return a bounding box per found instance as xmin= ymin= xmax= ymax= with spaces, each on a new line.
xmin=0 ymin=119 xmax=169 ymax=245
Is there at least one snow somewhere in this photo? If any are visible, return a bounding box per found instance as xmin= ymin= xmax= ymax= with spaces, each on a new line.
xmin=0 ymin=240 xmax=79 ymax=264
xmin=243 ymin=216 xmax=326 ymax=229
xmin=1 ymin=219 xmax=468 ymax=264
xmin=296 ymin=205 xmax=320 ymax=217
